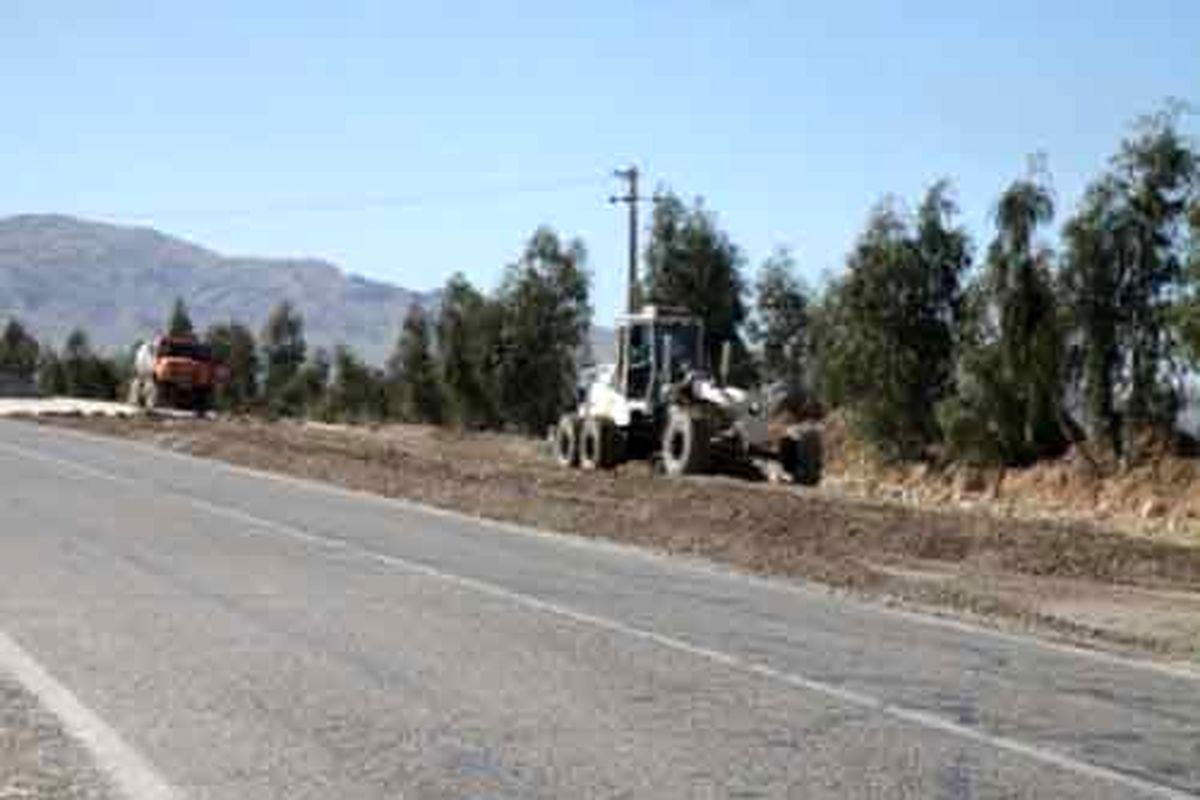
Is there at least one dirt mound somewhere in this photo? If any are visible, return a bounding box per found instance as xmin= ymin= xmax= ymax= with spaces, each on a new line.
xmin=814 ymin=411 xmax=1200 ymax=546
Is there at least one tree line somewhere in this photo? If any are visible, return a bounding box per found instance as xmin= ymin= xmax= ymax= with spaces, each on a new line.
xmin=0 ymin=226 xmax=591 ymax=435
xmin=2 ymin=105 xmax=1197 ymax=469
xmin=812 ymin=106 xmax=1200 ymax=466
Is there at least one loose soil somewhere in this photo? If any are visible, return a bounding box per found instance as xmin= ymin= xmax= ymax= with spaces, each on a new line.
xmin=32 ymin=414 xmax=1200 ymax=664
xmin=818 ymin=412 xmax=1200 ymax=548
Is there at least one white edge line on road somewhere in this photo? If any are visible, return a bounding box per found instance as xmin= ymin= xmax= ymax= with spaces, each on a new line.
xmin=3 ymin=438 xmax=1197 ymax=800
xmin=6 ymin=419 xmax=1200 ymax=685
xmin=0 ymin=632 xmax=180 ymax=800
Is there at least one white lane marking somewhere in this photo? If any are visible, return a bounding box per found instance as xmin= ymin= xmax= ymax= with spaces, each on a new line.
xmin=3 ymin=441 xmax=1197 ymax=799
xmin=0 ymin=632 xmax=180 ymax=800
xmin=5 ymin=421 xmax=1200 ymax=685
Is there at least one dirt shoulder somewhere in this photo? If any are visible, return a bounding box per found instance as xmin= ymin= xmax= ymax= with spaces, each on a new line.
xmin=33 ymin=414 xmax=1200 ymax=664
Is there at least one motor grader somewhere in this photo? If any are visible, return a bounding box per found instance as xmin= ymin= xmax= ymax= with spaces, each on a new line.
xmin=555 ymin=305 xmax=819 ymax=483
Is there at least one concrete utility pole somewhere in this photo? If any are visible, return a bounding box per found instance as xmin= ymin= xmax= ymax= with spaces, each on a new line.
xmin=610 ymin=166 xmax=641 ymax=314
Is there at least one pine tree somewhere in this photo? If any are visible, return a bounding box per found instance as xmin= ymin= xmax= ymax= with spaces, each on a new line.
xmin=261 ymin=301 xmax=307 ymax=415
xmin=328 ymin=345 xmax=386 ymax=422
xmin=205 ymin=322 xmax=259 ymax=412
xmin=749 ymin=249 xmax=809 ymax=411
xmin=1062 ymin=107 xmax=1199 ymax=456
xmin=816 ymin=184 xmax=969 ymax=460
xmin=436 ymin=273 xmax=499 ymax=428
xmin=167 ymin=297 xmax=195 ymax=337
xmin=644 ymin=192 xmax=749 ymax=377
xmin=942 ymin=170 xmax=1065 ymax=465
xmin=0 ymin=319 xmax=40 ymax=382
xmin=388 ymin=305 xmax=445 ymax=424
xmin=494 ymin=227 xmax=590 ymax=434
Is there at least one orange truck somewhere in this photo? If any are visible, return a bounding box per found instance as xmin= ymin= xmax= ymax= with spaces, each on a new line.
xmin=129 ymin=335 xmax=225 ymax=415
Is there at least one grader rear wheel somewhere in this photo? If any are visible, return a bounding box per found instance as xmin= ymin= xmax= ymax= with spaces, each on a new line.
xmin=580 ymin=416 xmax=619 ymax=470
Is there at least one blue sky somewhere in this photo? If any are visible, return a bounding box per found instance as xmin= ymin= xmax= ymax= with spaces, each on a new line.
xmin=2 ymin=1 xmax=1197 ymax=320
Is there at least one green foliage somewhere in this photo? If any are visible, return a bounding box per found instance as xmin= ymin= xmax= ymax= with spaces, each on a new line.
xmin=167 ymin=297 xmax=195 ymax=338
xmin=937 ymin=339 xmax=1015 ymax=466
xmin=275 ymin=347 xmax=330 ymax=419
xmin=644 ymin=192 xmax=751 ymax=378
xmin=59 ymin=329 xmax=121 ymax=399
xmin=206 ymin=322 xmax=259 ymax=412
xmin=494 ymin=227 xmax=590 ymax=434
xmin=943 ymin=172 xmax=1066 ymax=465
xmin=748 ymin=248 xmax=809 ymax=409
xmin=436 ymin=273 xmax=500 ymax=428
xmin=36 ymin=348 xmax=67 ymax=396
xmin=816 ymin=183 xmax=970 ymax=460
xmin=387 ymin=305 xmax=445 ymax=424
xmin=1115 ymin=108 xmax=1197 ymax=428
xmin=261 ymin=301 xmax=307 ymax=416
xmin=0 ymin=318 xmax=40 ymax=382
xmin=1062 ymin=106 xmax=1199 ymax=455
xmin=1061 ymin=178 xmax=1127 ymax=453
xmin=327 ymin=345 xmax=387 ymax=422
xmin=1175 ymin=199 xmax=1200 ymax=365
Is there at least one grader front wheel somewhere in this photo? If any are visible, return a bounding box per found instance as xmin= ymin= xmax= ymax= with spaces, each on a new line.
xmin=661 ymin=409 xmax=710 ymax=476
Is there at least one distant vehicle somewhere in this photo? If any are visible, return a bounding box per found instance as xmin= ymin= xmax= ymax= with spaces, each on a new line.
xmin=128 ymin=335 xmax=224 ymax=416
xmin=555 ymin=305 xmax=819 ymax=483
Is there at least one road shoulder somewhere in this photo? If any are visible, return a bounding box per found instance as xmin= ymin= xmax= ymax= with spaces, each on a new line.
xmin=0 ymin=673 xmax=113 ymax=800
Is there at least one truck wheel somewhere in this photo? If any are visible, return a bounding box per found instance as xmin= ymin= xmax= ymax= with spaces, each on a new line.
xmin=193 ymin=388 xmax=212 ymax=418
xmin=127 ymin=378 xmax=144 ymax=408
xmin=580 ymin=416 xmax=619 ymax=470
xmin=661 ymin=409 xmax=710 ymax=476
xmin=555 ymin=413 xmax=581 ymax=468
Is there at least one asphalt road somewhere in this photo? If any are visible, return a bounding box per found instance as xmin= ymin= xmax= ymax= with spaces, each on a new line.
xmin=0 ymin=675 xmax=113 ymax=800
xmin=1 ymin=420 xmax=1198 ymax=799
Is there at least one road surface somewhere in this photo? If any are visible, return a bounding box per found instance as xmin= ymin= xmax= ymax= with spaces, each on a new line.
xmin=1 ymin=419 xmax=1198 ymax=799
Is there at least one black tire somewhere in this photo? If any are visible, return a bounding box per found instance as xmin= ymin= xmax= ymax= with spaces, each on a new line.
xmin=781 ymin=427 xmax=823 ymax=486
xmin=145 ymin=380 xmax=161 ymax=410
xmin=555 ymin=413 xmax=581 ymax=468
xmin=580 ymin=416 xmax=619 ymax=470
xmin=661 ymin=409 xmax=710 ymax=476
xmin=193 ymin=388 xmax=212 ymax=418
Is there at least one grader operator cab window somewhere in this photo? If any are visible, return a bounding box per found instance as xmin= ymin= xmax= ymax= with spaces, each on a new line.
xmin=620 ymin=318 xmax=705 ymax=401
xmin=654 ymin=322 xmax=703 ymax=384
xmin=626 ymin=325 xmax=653 ymax=399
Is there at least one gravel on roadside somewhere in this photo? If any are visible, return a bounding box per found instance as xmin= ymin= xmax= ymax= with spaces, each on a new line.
xmin=0 ymin=677 xmax=111 ymax=800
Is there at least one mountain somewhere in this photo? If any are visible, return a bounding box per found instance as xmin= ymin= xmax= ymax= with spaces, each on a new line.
xmin=0 ymin=214 xmax=434 ymax=364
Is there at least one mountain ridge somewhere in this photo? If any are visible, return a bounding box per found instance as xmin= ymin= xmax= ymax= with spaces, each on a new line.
xmin=0 ymin=214 xmax=435 ymax=363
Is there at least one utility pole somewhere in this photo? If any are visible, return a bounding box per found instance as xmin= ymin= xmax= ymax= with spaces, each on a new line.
xmin=610 ymin=166 xmax=641 ymax=314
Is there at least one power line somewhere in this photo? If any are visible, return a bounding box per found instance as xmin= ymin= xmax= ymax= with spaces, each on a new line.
xmin=105 ymin=173 xmax=612 ymax=222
